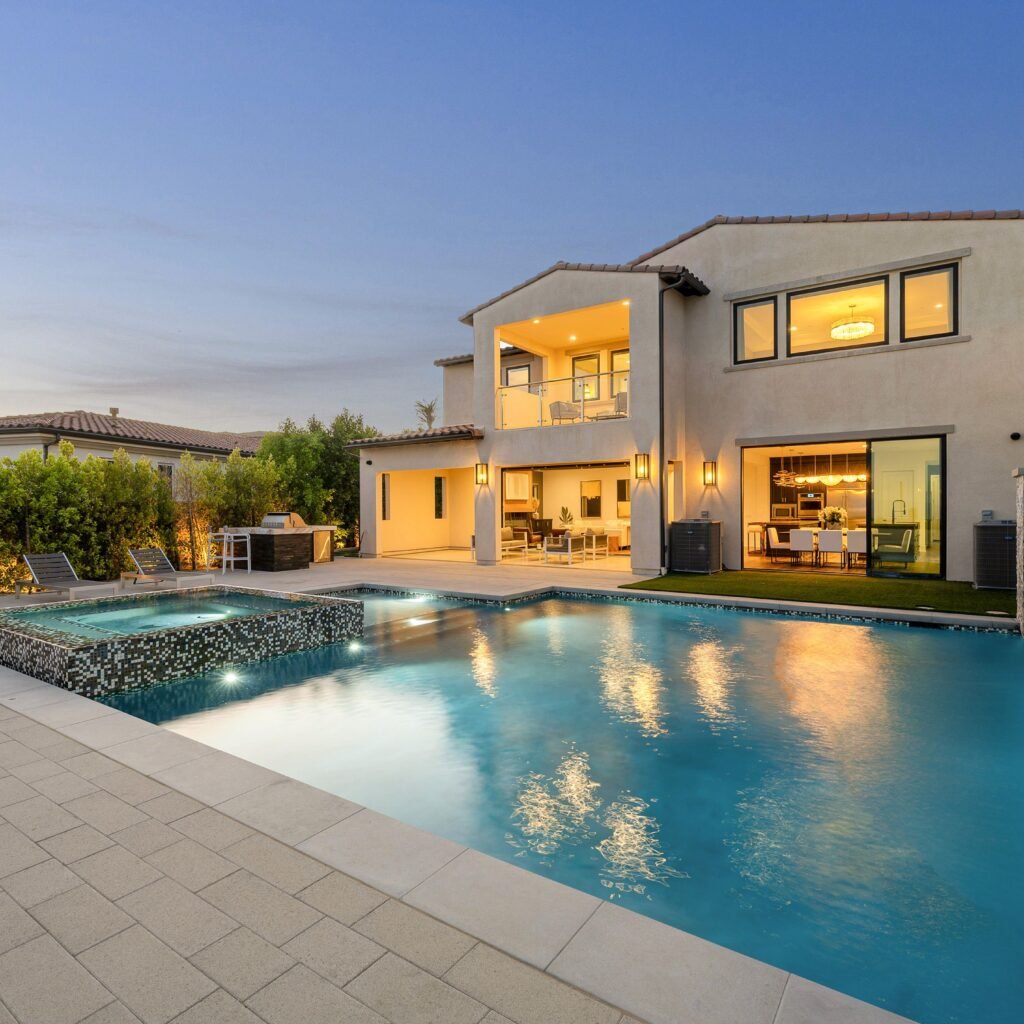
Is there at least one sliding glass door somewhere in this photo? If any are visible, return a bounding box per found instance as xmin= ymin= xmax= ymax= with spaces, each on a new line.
xmin=868 ymin=437 xmax=944 ymax=577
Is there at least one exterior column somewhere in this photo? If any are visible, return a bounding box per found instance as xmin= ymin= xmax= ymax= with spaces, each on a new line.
xmin=1015 ymin=468 xmax=1023 ymax=636
xmin=474 ymin=463 xmax=498 ymax=565
xmin=358 ymin=462 xmax=379 ymax=557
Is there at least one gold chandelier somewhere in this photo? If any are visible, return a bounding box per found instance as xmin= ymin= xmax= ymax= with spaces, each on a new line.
xmin=830 ymin=303 xmax=874 ymax=342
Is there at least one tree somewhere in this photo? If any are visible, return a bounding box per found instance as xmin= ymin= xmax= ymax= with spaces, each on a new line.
xmin=414 ymin=398 xmax=438 ymax=430
xmin=322 ymin=410 xmax=379 ymax=544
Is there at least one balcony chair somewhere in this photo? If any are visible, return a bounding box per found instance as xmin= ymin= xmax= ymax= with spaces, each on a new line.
xmin=549 ymin=401 xmax=580 ymax=424
xmin=592 ymin=391 xmax=629 ymax=420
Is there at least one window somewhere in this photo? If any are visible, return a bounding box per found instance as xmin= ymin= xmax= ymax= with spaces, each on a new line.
xmin=787 ymin=278 xmax=887 ymax=355
xmin=616 ymin=478 xmax=631 ymax=518
xmin=787 ymin=278 xmax=888 ymax=355
xmin=901 ymin=264 xmax=957 ymax=342
xmin=734 ymin=298 xmax=777 ymax=363
xmin=572 ymin=354 xmax=600 ymax=401
xmin=157 ymin=463 xmax=174 ymax=484
xmin=580 ymin=480 xmax=601 ymax=518
xmin=434 ymin=476 xmax=446 ymax=519
xmin=611 ymin=349 xmax=630 ymax=395
xmin=504 ymin=364 xmax=530 ymax=388
xmin=381 ymin=473 xmax=391 ymax=521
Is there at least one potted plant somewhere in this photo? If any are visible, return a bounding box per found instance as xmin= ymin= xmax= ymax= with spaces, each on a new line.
xmin=818 ymin=506 xmax=848 ymax=530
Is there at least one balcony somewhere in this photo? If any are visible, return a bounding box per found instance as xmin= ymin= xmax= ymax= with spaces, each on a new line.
xmin=496 ymin=371 xmax=629 ymax=430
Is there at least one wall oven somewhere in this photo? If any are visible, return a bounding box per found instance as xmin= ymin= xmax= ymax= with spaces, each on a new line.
xmin=797 ymin=491 xmax=825 ymax=520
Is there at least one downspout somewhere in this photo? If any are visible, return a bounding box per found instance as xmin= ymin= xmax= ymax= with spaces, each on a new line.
xmin=41 ymin=433 xmax=60 ymax=461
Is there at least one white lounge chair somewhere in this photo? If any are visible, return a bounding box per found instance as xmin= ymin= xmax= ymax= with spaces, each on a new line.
xmin=549 ymin=401 xmax=580 ymax=424
xmin=125 ymin=548 xmax=215 ymax=589
xmin=585 ymin=527 xmax=609 ymax=559
xmin=16 ymin=553 xmax=117 ymax=599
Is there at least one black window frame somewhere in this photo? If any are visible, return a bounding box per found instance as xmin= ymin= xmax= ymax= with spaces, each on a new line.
xmin=786 ymin=275 xmax=889 ymax=357
xmin=433 ymin=475 xmax=446 ymax=520
xmin=571 ymin=353 xmax=601 ymax=401
xmin=733 ymin=296 xmax=778 ymax=364
xmin=610 ymin=348 xmax=630 ymax=394
xmin=381 ymin=473 xmax=390 ymax=521
xmin=503 ymin=363 xmax=531 ymax=387
xmin=899 ymin=263 xmax=959 ymax=343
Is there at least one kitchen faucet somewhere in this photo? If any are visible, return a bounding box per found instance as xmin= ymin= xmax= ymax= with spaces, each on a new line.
xmin=891 ymin=498 xmax=907 ymax=523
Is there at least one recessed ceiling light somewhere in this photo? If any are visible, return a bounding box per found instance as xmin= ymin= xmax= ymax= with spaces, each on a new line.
xmin=532 ymin=318 xmax=541 ymax=324
xmin=935 ymin=303 xmax=943 ymax=308
xmin=569 ymin=334 xmax=577 ymax=341
xmin=621 ymin=300 xmax=630 ymax=306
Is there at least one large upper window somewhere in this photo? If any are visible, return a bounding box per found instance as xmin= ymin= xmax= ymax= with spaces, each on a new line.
xmin=504 ymin=364 xmax=530 ymax=388
xmin=734 ymin=298 xmax=777 ymax=363
xmin=901 ymin=264 xmax=957 ymax=342
xmin=572 ymin=354 xmax=600 ymax=401
xmin=787 ymin=277 xmax=887 ymax=355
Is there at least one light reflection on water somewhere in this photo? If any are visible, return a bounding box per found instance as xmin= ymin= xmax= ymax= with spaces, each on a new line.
xmin=598 ymin=606 xmax=667 ymax=738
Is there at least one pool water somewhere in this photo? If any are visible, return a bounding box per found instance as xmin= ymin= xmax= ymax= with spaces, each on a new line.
xmin=101 ymin=596 xmax=1024 ymax=1023
xmin=5 ymin=589 xmax=307 ymax=640
xmin=321 ymin=588 xmax=467 ymax=626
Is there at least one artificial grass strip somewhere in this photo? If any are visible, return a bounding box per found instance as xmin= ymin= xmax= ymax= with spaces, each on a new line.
xmin=621 ymin=571 xmax=1017 ymax=617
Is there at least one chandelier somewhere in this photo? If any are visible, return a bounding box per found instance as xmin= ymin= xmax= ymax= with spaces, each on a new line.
xmin=772 ymin=453 xmax=798 ymax=488
xmin=830 ymin=303 xmax=874 ymax=342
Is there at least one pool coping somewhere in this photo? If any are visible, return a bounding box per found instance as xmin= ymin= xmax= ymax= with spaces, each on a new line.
xmin=0 ymin=597 xmax=925 ymax=1023
xmin=311 ymin=579 xmax=1021 ymax=632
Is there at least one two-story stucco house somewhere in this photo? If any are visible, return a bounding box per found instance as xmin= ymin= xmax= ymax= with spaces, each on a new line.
xmin=352 ymin=210 xmax=1023 ymax=583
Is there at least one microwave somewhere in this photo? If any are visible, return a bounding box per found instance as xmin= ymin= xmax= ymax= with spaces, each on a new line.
xmin=797 ymin=492 xmax=825 ymax=519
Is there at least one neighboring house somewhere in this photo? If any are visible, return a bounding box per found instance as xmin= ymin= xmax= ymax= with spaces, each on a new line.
xmin=353 ymin=209 xmax=1023 ymax=583
xmin=0 ymin=410 xmax=263 ymax=486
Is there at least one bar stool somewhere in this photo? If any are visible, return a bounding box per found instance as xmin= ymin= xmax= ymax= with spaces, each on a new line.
xmin=208 ymin=531 xmax=251 ymax=573
xmin=746 ymin=526 xmax=763 ymax=554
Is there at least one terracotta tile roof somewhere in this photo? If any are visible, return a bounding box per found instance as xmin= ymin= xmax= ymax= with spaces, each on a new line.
xmin=459 ymin=261 xmax=708 ymax=325
xmin=434 ymin=345 xmax=529 ymax=367
xmin=629 ymin=209 xmax=1024 ymax=267
xmin=0 ymin=410 xmax=264 ymax=455
xmin=346 ymin=424 xmax=483 ymax=449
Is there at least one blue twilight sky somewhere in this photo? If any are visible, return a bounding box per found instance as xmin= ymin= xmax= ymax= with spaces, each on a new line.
xmin=1 ymin=1 xmax=1021 ymax=434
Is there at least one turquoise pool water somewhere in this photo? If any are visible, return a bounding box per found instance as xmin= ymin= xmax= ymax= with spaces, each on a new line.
xmin=102 ymin=595 xmax=1024 ymax=1023
xmin=320 ymin=588 xmax=467 ymax=626
xmin=3 ymin=589 xmax=306 ymax=640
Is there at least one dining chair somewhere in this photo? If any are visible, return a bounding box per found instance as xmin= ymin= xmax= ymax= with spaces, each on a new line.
xmin=817 ymin=530 xmax=844 ymax=567
xmin=846 ymin=529 xmax=867 ymax=568
xmin=790 ymin=529 xmax=815 ymax=565
xmin=766 ymin=527 xmax=790 ymax=562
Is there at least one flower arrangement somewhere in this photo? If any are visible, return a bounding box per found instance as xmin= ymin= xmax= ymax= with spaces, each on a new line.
xmin=818 ymin=505 xmax=848 ymax=529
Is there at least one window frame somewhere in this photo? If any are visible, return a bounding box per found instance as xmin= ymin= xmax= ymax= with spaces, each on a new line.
xmin=610 ymin=348 xmax=630 ymax=395
xmin=433 ymin=475 xmax=447 ymax=520
xmin=381 ymin=473 xmax=391 ymax=521
xmin=899 ymin=262 xmax=959 ymax=344
xmin=571 ymin=353 xmax=601 ymax=401
xmin=733 ymin=296 xmax=778 ymax=365
xmin=786 ymin=275 xmax=889 ymax=358
xmin=503 ymin=363 xmax=531 ymax=388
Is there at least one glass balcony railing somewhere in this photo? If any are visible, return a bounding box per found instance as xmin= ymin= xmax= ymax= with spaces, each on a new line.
xmin=496 ymin=372 xmax=629 ymax=429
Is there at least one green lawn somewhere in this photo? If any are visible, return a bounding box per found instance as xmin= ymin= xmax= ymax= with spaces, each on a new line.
xmin=622 ymin=570 xmax=1018 ymax=618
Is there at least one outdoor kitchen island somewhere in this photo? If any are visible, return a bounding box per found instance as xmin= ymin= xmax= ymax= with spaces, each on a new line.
xmin=228 ymin=512 xmax=336 ymax=571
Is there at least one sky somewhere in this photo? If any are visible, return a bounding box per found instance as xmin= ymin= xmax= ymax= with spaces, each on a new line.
xmin=1 ymin=1 xmax=1021 ymax=434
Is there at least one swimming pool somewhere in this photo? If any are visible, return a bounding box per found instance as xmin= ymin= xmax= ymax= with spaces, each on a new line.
xmin=319 ymin=587 xmax=469 ymax=626
xmin=101 ymin=594 xmax=1024 ymax=1023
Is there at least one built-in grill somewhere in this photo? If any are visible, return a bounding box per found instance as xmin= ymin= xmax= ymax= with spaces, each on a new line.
xmin=261 ymin=512 xmax=307 ymax=530
xmin=225 ymin=511 xmax=335 ymax=571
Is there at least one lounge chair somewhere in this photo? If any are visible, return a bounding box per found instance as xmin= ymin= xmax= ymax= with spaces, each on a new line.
xmin=591 ymin=391 xmax=629 ymax=420
xmin=500 ymin=527 xmax=529 ymax=560
xmin=15 ymin=553 xmax=117 ymax=599
xmin=125 ymin=548 xmax=215 ymax=589
xmin=585 ymin=526 xmax=609 ymax=559
xmin=549 ymin=401 xmax=580 ymax=424
xmin=873 ymin=528 xmax=915 ymax=567
xmin=543 ymin=531 xmax=587 ymax=565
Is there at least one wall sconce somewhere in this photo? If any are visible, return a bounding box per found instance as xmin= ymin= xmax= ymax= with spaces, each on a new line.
xmin=702 ymin=460 xmax=718 ymax=487
xmin=634 ymin=453 xmax=650 ymax=480
xmin=475 ymin=463 xmax=489 ymax=486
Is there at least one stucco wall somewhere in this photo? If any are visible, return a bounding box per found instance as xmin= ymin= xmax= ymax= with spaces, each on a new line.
xmin=646 ymin=220 xmax=1023 ymax=581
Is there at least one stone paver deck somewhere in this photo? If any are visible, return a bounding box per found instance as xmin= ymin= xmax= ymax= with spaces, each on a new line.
xmin=0 ymin=661 xmax=916 ymax=1024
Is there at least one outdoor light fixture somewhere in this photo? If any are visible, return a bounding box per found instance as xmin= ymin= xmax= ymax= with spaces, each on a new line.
xmin=634 ymin=453 xmax=650 ymax=480
xmin=702 ymin=460 xmax=718 ymax=487
xmin=830 ymin=303 xmax=875 ymax=342
xmin=475 ymin=463 xmax=489 ymax=486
